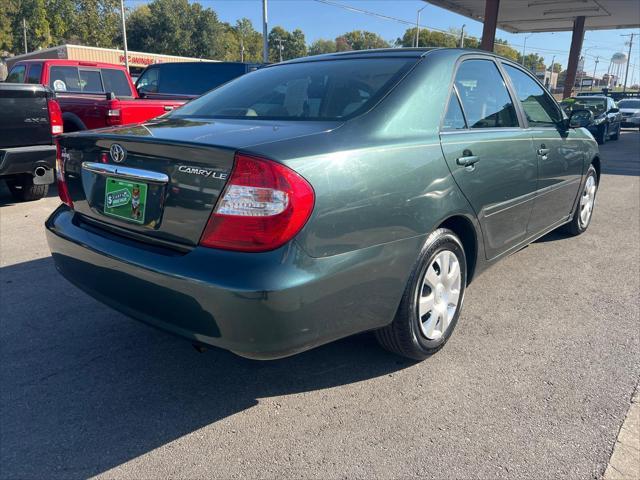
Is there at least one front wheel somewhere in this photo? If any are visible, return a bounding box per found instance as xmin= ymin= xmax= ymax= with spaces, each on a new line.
xmin=563 ymin=164 xmax=598 ymax=236
xmin=375 ymin=228 xmax=467 ymax=360
xmin=610 ymin=123 xmax=620 ymax=141
xmin=596 ymin=124 xmax=608 ymax=145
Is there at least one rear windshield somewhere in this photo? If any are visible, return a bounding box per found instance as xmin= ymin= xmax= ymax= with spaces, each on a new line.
xmin=618 ymin=99 xmax=640 ymax=108
xmin=561 ymin=97 xmax=607 ymax=115
xmin=48 ymin=66 xmax=132 ymax=97
xmin=171 ymin=58 xmax=415 ymax=121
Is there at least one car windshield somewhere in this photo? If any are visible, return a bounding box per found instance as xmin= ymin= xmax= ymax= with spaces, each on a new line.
xmin=561 ymin=98 xmax=607 ymax=116
xmin=618 ymin=99 xmax=640 ymax=108
xmin=170 ymin=58 xmax=415 ymax=121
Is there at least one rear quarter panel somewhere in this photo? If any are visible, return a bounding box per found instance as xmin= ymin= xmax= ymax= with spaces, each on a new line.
xmin=249 ymin=51 xmax=477 ymax=259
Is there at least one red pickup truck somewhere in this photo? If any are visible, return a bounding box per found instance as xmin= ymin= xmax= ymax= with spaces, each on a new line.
xmin=6 ymin=60 xmax=185 ymax=131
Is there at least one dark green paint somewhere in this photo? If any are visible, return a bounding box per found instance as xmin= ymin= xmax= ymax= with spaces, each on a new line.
xmin=47 ymin=49 xmax=599 ymax=359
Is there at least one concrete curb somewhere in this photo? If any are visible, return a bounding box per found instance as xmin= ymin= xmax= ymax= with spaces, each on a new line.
xmin=604 ymin=384 xmax=640 ymax=479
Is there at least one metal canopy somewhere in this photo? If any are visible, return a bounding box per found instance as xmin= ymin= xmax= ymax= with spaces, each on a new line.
xmin=427 ymin=0 xmax=640 ymax=33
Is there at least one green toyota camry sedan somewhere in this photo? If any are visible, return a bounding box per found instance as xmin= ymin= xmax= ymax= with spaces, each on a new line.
xmin=47 ymin=48 xmax=600 ymax=360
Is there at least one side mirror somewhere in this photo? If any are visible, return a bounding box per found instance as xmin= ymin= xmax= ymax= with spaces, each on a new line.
xmin=569 ymin=109 xmax=594 ymax=128
xmin=608 ymin=107 xmax=619 ymax=113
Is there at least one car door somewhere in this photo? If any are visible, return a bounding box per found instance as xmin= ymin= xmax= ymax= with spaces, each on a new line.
xmin=439 ymin=58 xmax=538 ymax=260
xmin=501 ymin=63 xmax=584 ymax=234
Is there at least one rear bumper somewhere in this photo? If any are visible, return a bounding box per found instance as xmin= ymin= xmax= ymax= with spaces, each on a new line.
xmin=621 ymin=117 xmax=640 ymax=127
xmin=0 ymin=145 xmax=56 ymax=179
xmin=46 ymin=206 xmax=420 ymax=359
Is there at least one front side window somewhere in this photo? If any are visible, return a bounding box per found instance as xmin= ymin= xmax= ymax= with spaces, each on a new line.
xmin=442 ymin=89 xmax=467 ymax=130
xmin=6 ymin=65 xmax=26 ymax=83
xmin=49 ymin=66 xmax=81 ymax=92
xmin=101 ymin=69 xmax=132 ymax=97
xmin=172 ymin=58 xmax=414 ymax=121
xmin=503 ymin=64 xmax=562 ymax=127
xmin=26 ymin=64 xmax=43 ymax=84
xmin=453 ymin=59 xmax=519 ymax=129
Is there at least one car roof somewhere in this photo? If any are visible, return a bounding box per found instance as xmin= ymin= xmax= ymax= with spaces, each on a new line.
xmin=14 ymin=59 xmax=127 ymax=69
xmin=566 ymin=96 xmax=607 ymax=100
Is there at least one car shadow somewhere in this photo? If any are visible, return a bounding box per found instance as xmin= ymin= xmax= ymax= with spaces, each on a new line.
xmin=0 ymin=257 xmax=413 ymax=478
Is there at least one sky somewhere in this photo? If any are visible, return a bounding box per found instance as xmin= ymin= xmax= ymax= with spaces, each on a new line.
xmin=127 ymin=0 xmax=640 ymax=82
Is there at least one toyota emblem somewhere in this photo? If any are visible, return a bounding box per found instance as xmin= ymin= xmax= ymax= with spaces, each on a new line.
xmin=109 ymin=144 xmax=126 ymax=163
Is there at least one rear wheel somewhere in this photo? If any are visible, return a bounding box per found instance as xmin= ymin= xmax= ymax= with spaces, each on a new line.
xmin=375 ymin=228 xmax=466 ymax=360
xmin=6 ymin=175 xmax=49 ymax=202
xmin=563 ymin=164 xmax=598 ymax=236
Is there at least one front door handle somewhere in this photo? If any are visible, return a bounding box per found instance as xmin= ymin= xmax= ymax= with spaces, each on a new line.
xmin=456 ymin=155 xmax=480 ymax=167
xmin=537 ymin=148 xmax=550 ymax=156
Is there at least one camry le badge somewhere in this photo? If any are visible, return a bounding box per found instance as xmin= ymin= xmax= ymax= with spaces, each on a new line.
xmin=110 ymin=144 xmax=127 ymax=163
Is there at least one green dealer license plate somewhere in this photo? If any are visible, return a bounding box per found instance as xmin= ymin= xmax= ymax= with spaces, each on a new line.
xmin=104 ymin=177 xmax=148 ymax=224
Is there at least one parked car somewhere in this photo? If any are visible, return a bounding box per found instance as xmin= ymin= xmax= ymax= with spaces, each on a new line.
xmin=136 ymin=62 xmax=261 ymax=100
xmin=617 ymin=98 xmax=640 ymax=130
xmin=47 ymin=48 xmax=600 ymax=361
xmin=560 ymin=95 xmax=622 ymax=144
xmin=5 ymin=60 xmax=185 ymax=131
xmin=0 ymin=83 xmax=62 ymax=201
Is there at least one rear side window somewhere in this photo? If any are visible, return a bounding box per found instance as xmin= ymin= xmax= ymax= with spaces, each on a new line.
xmin=454 ymin=60 xmax=519 ymax=128
xmin=442 ymin=89 xmax=467 ymax=130
xmin=6 ymin=65 xmax=26 ymax=83
xmin=172 ymin=58 xmax=414 ymax=121
xmin=49 ymin=66 xmax=81 ymax=92
xmin=79 ymin=69 xmax=103 ymax=93
xmin=502 ymin=64 xmax=562 ymax=127
xmin=159 ymin=64 xmax=247 ymax=95
xmin=26 ymin=64 xmax=43 ymax=84
xmin=101 ymin=69 xmax=132 ymax=97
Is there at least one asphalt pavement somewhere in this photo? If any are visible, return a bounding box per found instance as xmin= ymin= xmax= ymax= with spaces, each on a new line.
xmin=1 ymin=130 xmax=639 ymax=479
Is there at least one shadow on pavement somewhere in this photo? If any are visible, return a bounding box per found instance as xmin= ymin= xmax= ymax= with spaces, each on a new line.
xmin=0 ymin=257 xmax=412 ymax=478
xmin=0 ymin=179 xmax=59 ymax=207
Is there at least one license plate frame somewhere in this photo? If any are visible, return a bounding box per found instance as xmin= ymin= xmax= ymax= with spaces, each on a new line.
xmin=103 ymin=176 xmax=148 ymax=225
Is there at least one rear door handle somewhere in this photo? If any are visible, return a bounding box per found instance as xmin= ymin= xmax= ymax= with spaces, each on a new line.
xmin=456 ymin=155 xmax=480 ymax=167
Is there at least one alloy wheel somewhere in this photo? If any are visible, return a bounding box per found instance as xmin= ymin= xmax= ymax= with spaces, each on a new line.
xmin=417 ymin=250 xmax=461 ymax=340
xmin=579 ymin=175 xmax=597 ymax=228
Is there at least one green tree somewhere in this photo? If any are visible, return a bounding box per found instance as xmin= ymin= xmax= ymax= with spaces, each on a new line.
xmin=268 ymin=26 xmax=306 ymax=62
xmin=233 ymin=18 xmax=262 ymax=62
xmin=518 ymin=52 xmax=545 ymax=71
xmin=74 ymin=0 xmax=120 ymax=48
xmin=336 ymin=30 xmax=389 ymax=50
xmin=0 ymin=0 xmax=16 ymax=52
xmin=309 ymin=38 xmax=336 ymax=56
xmin=11 ymin=0 xmax=51 ymax=52
xmin=494 ymin=39 xmax=519 ymax=61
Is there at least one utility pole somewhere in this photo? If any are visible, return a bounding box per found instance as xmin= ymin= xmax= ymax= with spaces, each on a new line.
xmin=459 ymin=25 xmax=466 ymax=48
xmin=276 ymin=37 xmax=283 ymax=63
xmin=578 ymin=56 xmax=584 ymax=92
xmin=415 ymin=4 xmax=427 ymax=48
xmin=120 ymin=0 xmax=129 ymax=72
xmin=521 ymin=33 xmax=533 ymax=68
xmin=621 ymin=33 xmax=635 ymax=93
xmin=22 ymin=19 xmax=27 ymax=54
xmin=262 ymin=0 xmax=269 ymax=63
xmin=590 ymin=56 xmax=599 ymax=90
xmin=240 ymin=37 xmax=244 ymax=62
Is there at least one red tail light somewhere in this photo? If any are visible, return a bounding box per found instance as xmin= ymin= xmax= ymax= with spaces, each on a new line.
xmin=105 ymin=100 xmax=122 ymax=126
xmin=199 ymin=153 xmax=315 ymax=252
xmin=48 ymin=99 xmax=63 ymax=135
xmin=56 ymin=140 xmax=73 ymax=207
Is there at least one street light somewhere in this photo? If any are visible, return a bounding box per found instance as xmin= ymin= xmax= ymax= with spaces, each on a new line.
xmin=415 ymin=4 xmax=427 ymax=48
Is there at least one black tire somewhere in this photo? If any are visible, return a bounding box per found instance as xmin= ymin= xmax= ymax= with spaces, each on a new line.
xmin=610 ymin=123 xmax=620 ymax=141
xmin=596 ymin=124 xmax=608 ymax=145
xmin=6 ymin=175 xmax=49 ymax=202
xmin=375 ymin=228 xmax=467 ymax=360
xmin=563 ymin=164 xmax=598 ymax=236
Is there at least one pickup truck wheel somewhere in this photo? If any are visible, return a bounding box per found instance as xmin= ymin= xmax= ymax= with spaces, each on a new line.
xmin=6 ymin=175 xmax=49 ymax=202
xmin=375 ymin=228 xmax=466 ymax=360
